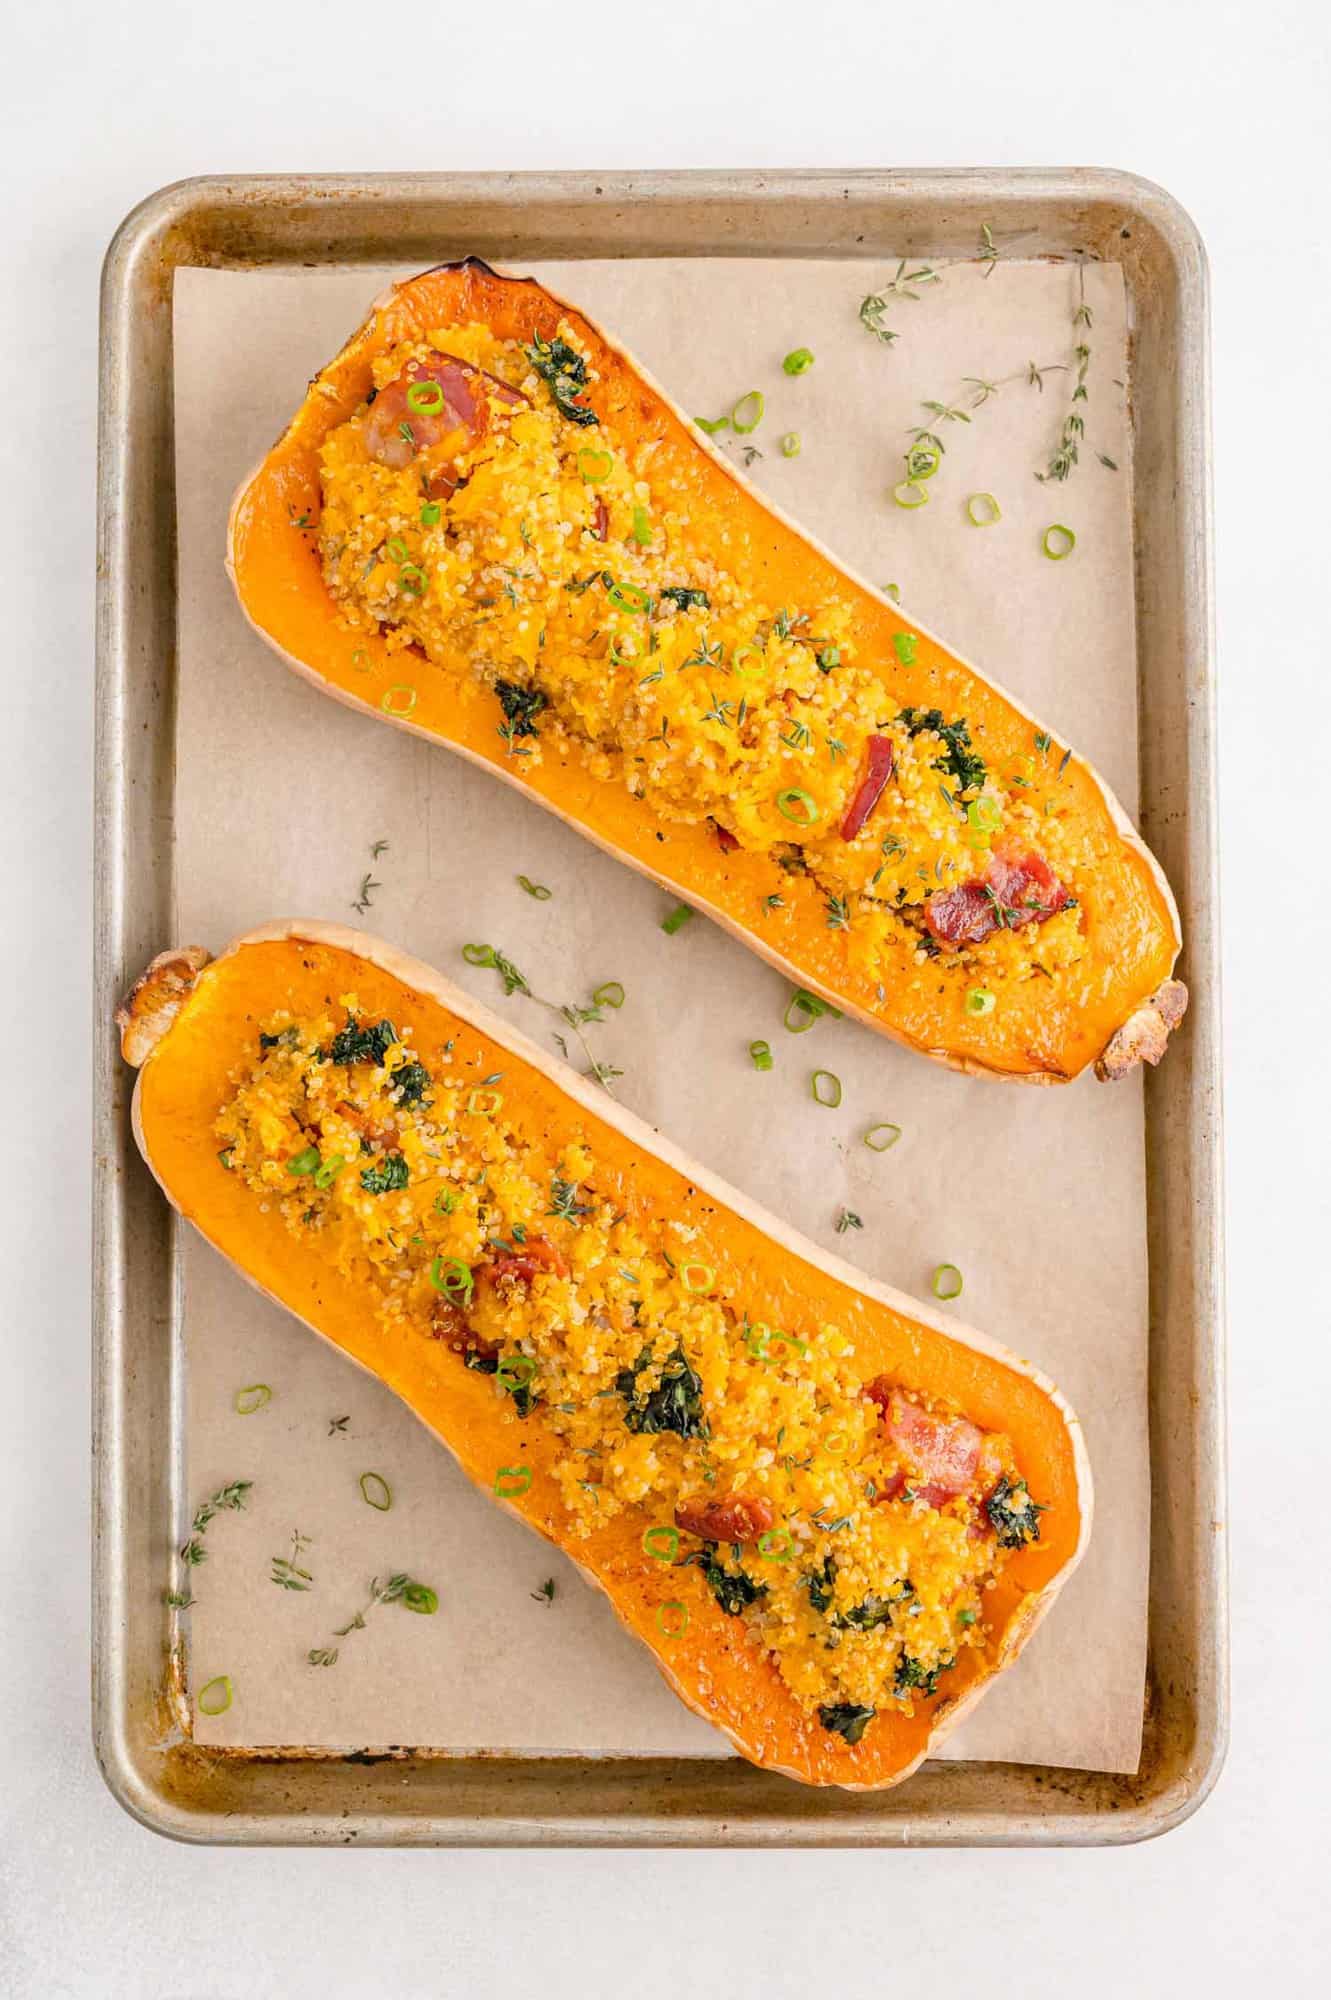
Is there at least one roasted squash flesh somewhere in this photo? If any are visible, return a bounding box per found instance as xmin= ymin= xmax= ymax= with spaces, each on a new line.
xmin=228 ymin=260 xmax=1184 ymax=1084
xmin=120 ymin=922 xmax=1091 ymax=1788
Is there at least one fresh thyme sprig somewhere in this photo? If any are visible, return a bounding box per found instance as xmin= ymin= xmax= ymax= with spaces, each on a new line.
xmin=1037 ymin=261 xmax=1103 ymax=484
xmin=271 ymin=1529 xmax=314 ymax=1593
xmin=166 ymin=1479 xmax=253 ymax=1608
xmin=307 ymin=1571 xmax=438 ymax=1666
xmin=978 ymin=222 xmax=999 ymax=278
xmin=531 ymin=1578 xmax=557 ymax=1605
xmin=898 ymin=357 xmax=1068 ymax=494
xmin=837 ymin=1209 xmax=864 ymax=1234
xmin=464 ymin=944 xmax=624 ymax=1093
xmin=352 ymin=839 xmax=389 ymax=914
xmin=859 ymin=260 xmax=943 ymax=345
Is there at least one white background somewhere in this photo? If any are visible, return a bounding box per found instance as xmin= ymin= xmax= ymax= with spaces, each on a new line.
xmin=1 ymin=0 xmax=1327 ymax=1993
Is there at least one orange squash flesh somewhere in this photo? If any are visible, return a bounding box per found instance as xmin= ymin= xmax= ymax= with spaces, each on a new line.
xmin=227 ymin=259 xmax=1184 ymax=1085
xmin=120 ymin=921 xmax=1091 ymax=1789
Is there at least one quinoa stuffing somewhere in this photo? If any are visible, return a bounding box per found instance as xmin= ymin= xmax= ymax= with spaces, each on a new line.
xmin=314 ymin=323 xmax=1089 ymax=1005
xmin=214 ymin=997 xmax=1046 ymax=1742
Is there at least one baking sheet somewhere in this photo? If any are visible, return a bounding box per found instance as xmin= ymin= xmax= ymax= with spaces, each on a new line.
xmin=171 ymin=255 xmax=1148 ymax=1773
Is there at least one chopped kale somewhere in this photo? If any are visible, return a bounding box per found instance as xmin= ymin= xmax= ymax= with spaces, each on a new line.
xmin=818 ymin=1702 xmax=876 ymax=1745
xmin=837 ymin=1581 xmax=913 ymax=1633
xmin=658 ymin=586 xmax=711 ymax=612
xmin=897 ymin=706 xmax=987 ymax=794
xmin=359 ymin=1154 xmax=409 ymax=1195
xmin=258 ymin=1026 xmax=298 ymax=1052
xmin=985 ymin=1476 xmax=1045 ymax=1549
xmin=390 ymin=1059 xmax=432 ymax=1108
xmin=326 ymin=1015 xmax=397 ymax=1067
xmin=893 ymin=1653 xmax=954 ymax=1699
xmin=493 ymin=678 xmax=547 ymax=739
xmin=806 ymin=1557 xmax=837 ymax=1614
xmin=684 ymin=1545 xmax=766 ymax=1617
xmin=463 ymin=1349 xmax=499 ymax=1376
xmin=615 ymin=1345 xmax=708 ymax=1439
xmin=525 ymin=333 xmax=598 ymax=427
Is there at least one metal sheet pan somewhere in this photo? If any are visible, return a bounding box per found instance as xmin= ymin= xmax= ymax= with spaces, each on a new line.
xmin=93 ymin=168 xmax=1225 ymax=1846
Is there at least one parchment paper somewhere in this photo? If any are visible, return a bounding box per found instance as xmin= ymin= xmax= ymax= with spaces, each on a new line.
xmin=171 ymin=256 xmax=1148 ymax=1772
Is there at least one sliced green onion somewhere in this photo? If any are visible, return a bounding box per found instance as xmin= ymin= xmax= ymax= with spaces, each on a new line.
xmin=965 ymin=988 xmax=997 ymax=1017
xmin=497 ymin=1355 xmax=537 ymax=1393
xmin=381 ymin=685 xmax=417 ymax=716
xmin=286 ymin=1146 xmax=320 ymax=1177
xmin=632 ymin=505 xmax=653 ymax=546
xmin=1042 ymin=523 xmax=1076 ymax=560
xmin=783 ymin=989 xmax=843 ymax=1034
xmin=891 ymin=631 xmax=918 ymax=667
xmin=216 ymin=1147 xmax=234 ymax=1170
xmin=234 ymin=1384 xmax=271 ymax=1416
xmin=517 ymin=874 xmax=552 ymax=900
xmin=680 ymin=1261 xmax=714 ymax=1294
xmin=780 ymin=432 xmax=801 ymax=459
xmin=313 ymin=1153 xmax=346 ymax=1191
xmin=967 ymin=797 xmax=1002 ymax=835
xmin=606 ymin=580 xmax=652 ymax=616
xmin=430 ymin=1255 xmax=474 ymax=1302
xmin=386 ymin=537 xmax=409 ymax=562
xmin=905 ymin=445 xmax=941 ymax=482
xmin=731 ymin=644 xmax=766 ymax=680
xmin=398 ymin=563 xmax=426 ymax=595
xmin=402 ymin=1583 xmax=439 ymax=1615
xmin=931 ymin=1263 xmax=964 ymax=1301
xmin=577 ymin=446 xmax=613 ymax=483
xmin=462 ymin=942 xmax=496 ymax=967
xmin=893 ymin=480 xmax=930 ymax=510
xmin=656 ymin=1600 xmax=690 ymax=1638
xmin=695 ymin=415 xmax=730 ymax=435
xmin=757 ymin=1529 xmax=794 ymax=1564
xmin=749 ymin=1039 xmax=774 ymax=1071
xmin=419 ymin=500 xmax=442 ymax=527
xmin=661 ymin=903 xmax=694 ymax=936
xmin=730 ymin=390 xmax=765 ymax=435
xmin=966 ymin=491 xmax=1002 ymax=527
xmin=406 ymin=380 xmax=446 ymax=414
xmin=782 ymin=347 xmax=815 ymax=375
xmin=467 ymin=1088 xmax=503 ymax=1117
xmin=197 ymin=1675 xmax=233 ymax=1716
xmin=775 ymin=788 xmax=819 ymax=825
xmin=494 ymin=1465 xmax=532 ymax=1498
xmin=592 ymin=980 xmax=625 ymax=1009
xmin=811 ymin=1069 xmax=842 ymax=1109
xmin=642 ymin=1525 xmax=680 ymax=1562
xmin=359 ymin=1471 xmax=392 ymax=1512
xmin=745 ymin=1324 xmax=809 ymax=1363
xmin=958 ymin=1608 xmax=978 ymax=1628
xmin=863 ymin=1122 xmax=902 ymax=1152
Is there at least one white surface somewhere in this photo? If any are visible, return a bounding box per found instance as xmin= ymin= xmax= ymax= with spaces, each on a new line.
xmin=1 ymin=0 xmax=1328 ymax=1993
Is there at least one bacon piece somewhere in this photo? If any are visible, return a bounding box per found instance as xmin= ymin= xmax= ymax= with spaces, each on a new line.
xmin=590 ymin=497 xmax=609 ymax=541
xmin=839 ymin=735 xmax=896 ymax=841
xmin=487 ymin=1237 xmax=570 ymax=1289
xmin=362 ymin=354 xmax=525 ymax=473
xmin=675 ymin=1492 xmax=775 ymax=1544
xmin=924 ymin=846 xmax=1071 ymax=947
xmin=865 ymin=1381 xmax=983 ymax=1502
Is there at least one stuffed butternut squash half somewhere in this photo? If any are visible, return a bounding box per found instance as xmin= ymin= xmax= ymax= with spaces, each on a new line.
xmin=119 ymin=921 xmax=1091 ymax=1788
xmin=228 ymin=260 xmax=1185 ymax=1085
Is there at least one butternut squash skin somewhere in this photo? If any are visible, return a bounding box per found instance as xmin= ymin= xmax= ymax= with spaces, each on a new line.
xmin=119 ymin=921 xmax=1092 ymax=1789
xmin=227 ymin=259 xmax=1185 ymax=1085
